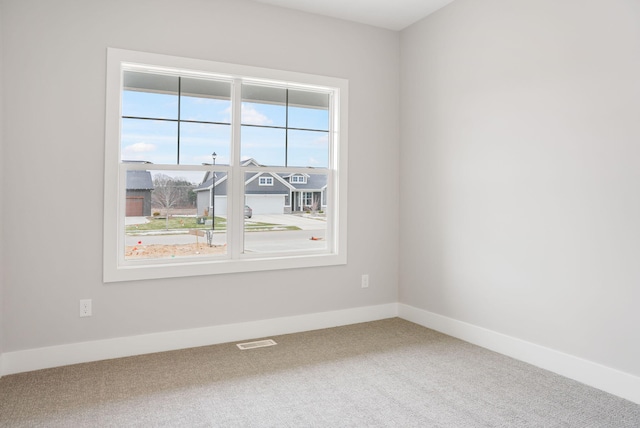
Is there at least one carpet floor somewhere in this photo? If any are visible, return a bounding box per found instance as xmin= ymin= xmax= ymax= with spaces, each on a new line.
xmin=1 ymin=318 xmax=638 ymax=427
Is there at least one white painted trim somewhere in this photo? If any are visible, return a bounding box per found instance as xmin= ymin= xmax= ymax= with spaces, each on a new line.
xmin=104 ymin=48 xmax=348 ymax=282
xmin=0 ymin=303 xmax=398 ymax=376
xmin=258 ymin=176 xmax=274 ymax=186
xmin=398 ymin=304 xmax=640 ymax=404
xmin=3 ymin=302 xmax=637 ymax=405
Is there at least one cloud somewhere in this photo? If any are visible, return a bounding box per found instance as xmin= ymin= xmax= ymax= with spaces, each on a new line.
xmin=313 ymin=134 xmax=329 ymax=145
xmin=241 ymin=104 xmax=272 ymax=126
xmin=123 ymin=142 xmax=156 ymax=153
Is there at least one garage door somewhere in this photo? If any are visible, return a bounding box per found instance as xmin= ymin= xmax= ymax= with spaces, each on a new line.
xmin=126 ymin=197 xmax=144 ymax=216
xmin=245 ymin=194 xmax=285 ymax=215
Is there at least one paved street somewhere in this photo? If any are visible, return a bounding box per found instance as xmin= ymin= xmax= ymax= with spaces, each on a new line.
xmin=245 ymin=229 xmax=327 ymax=252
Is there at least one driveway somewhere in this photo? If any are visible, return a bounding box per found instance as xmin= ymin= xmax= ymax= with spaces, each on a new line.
xmin=125 ymin=216 xmax=150 ymax=226
xmin=250 ymin=214 xmax=325 ymax=231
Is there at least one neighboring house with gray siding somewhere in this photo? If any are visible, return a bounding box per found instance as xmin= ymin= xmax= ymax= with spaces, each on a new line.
xmin=194 ymin=159 xmax=327 ymax=216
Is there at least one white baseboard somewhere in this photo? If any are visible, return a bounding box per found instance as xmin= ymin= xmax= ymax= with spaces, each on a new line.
xmin=3 ymin=302 xmax=638 ymax=405
xmin=398 ymin=304 xmax=640 ymax=405
xmin=0 ymin=303 xmax=399 ymax=376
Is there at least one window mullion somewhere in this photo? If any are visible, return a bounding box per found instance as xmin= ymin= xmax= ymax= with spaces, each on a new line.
xmin=177 ymin=77 xmax=181 ymax=164
xmin=285 ymin=89 xmax=289 ymax=167
xmin=327 ymin=91 xmax=338 ymax=253
xmin=230 ymin=78 xmax=244 ymax=258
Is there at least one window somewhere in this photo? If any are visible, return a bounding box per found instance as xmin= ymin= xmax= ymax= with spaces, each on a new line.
xmin=258 ymin=176 xmax=273 ymax=186
xmin=290 ymin=174 xmax=307 ymax=184
xmin=303 ymin=192 xmax=313 ymax=206
xmin=104 ymin=48 xmax=348 ymax=282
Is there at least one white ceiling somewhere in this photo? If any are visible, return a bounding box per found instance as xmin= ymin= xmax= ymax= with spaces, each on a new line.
xmin=251 ymin=0 xmax=456 ymax=31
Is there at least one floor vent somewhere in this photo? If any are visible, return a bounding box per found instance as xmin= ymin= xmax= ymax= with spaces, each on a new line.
xmin=236 ymin=339 xmax=277 ymax=350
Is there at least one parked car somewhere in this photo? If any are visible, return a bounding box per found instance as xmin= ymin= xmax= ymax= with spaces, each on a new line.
xmin=244 ymin=205 xmax=253 ymax=218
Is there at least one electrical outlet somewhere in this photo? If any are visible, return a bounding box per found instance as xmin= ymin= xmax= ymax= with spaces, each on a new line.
xmin=80 ymin=299 xmax=92 ymax=317
xmin=361 ymin=274 xmax=369 ymax=288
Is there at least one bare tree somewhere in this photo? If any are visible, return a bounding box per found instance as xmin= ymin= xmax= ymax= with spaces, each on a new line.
xmin=152 ymin=174 xmax=182 ymax=230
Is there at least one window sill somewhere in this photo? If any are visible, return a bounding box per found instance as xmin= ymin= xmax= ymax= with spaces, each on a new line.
xmin=104 ymin=251 xmax=347 ymax=283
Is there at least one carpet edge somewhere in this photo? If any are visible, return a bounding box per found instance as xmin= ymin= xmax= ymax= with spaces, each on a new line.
xmin=398 ymin=303 xmax=640 ymax=405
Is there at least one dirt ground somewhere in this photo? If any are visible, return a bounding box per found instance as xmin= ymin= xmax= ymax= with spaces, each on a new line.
xmin=125 ymin=243 xmax=226 ymax=259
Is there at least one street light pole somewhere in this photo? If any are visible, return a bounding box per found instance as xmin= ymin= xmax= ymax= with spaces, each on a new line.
xmin=211 ymin=152 xmax=217 ymax=232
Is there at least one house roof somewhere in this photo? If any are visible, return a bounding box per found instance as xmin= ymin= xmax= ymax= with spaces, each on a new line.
xmin=126 ymin=170 xmax=154 ymax=190
xmin=282 ymin=173 xmax=327 ymax=191
xmin=193 ymin=171 xmax=227 ymax=192
xmin=193 ymin=159 xmax=327 ymax=193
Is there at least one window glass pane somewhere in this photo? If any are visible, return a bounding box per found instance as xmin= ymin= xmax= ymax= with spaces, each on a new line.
xmin=123 ymin=71 xmax=178 ymax=119
xmin=241 ymin=126 xmax=286 ymax=166
xmin=121 ymin=118 xmax=178 ymax=164
xmin=124 ymin=169 xmax=227 ymax=260
xmin=180 ymin=123 xmax=230 ymax=165
xmin=180 ymin=78 xmax=231 ymax=123
xmin=287 ymin=129 xmax=329 ymax=168
xmin=241 ymin=84 xmax=286 ymax=127
xmin=287 ymin=90 xmax=329 ymax=131
xmin=243 ymin=172 xmax=328 ymax=254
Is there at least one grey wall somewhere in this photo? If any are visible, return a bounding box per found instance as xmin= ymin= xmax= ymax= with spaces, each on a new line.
xmin=0 ymin=0 xmax=400 ymax=352
xmin=0 ymin=0 xmax=5 ymax=359
xmin=6 ymin=0 xmax=636 ymax=385
xmin=400 ymin=0 xmax=640 ymax=377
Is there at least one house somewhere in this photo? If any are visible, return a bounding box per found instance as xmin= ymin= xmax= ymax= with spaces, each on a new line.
xmin=281 ymin=173 xmax=327 ymax=213
xmin=125 ymin=170 xmax=153 ymax=217
xmin=194 ymin=159 xmax=327 ymax=216
xmin=1 ymin=0 xmax=639 ymax=408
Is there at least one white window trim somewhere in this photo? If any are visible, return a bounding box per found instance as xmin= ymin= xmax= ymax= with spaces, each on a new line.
xmin=291 ymin=174 xmax=307 ymax=184
xmin=103 ymin=48 xmax=348 ymax=282
xmin=258 ymin=176 xmax=274 ymax=186
xmin=303 ymin=192 xmax=313 ymax=206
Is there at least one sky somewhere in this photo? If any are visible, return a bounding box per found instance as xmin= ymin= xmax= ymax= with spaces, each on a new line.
xmin=121 ymin=87 xmax=330 ymax=182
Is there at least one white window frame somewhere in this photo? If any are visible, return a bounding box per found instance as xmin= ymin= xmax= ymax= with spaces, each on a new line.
xmin=302 ymin=192 xmax=313 ymax=206
xmin=103 ymin=48 xmax=348 ymax=282
xmin=291 ymin=174 xmax=307 ymax=184
xmin=258 ymin=176 xmax=274 ymax=186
